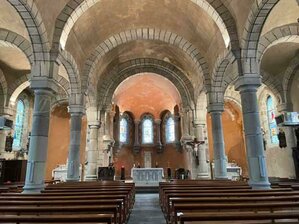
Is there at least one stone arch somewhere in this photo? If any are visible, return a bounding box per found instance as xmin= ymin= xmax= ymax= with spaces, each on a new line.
xmin=52 ymin=0 xmax=238 ymax=52
xmin=210 ymin=50 xmax=236 ymax=101
xmin=97 ymin=58 xmax=194 ymax=110
xmin=7 ymin=74 xmax=31 ymax=107
xmin=224 ymin=85 xmax=241 ymax=108
xmin=7 ymin=0 xmax=50 ymax=62
xmin=7 ymin=74 xmax=70 ymax=107
xmin=58 ymin=50 xmax=82 ymax=94
xmin=51 ymin=98 xmax=69 ymax=110
xmin=241 ymin=0 xmax=279 ymax=75
xmin=282 ymin=55 xmax=299 ymax=104
xmin=83 ymin=28 xmax=209 ymax=93
xmin=257 ymin=24 xmax=299 ymax=64
xmin=0 ymin=28 xmax=34 ymax=65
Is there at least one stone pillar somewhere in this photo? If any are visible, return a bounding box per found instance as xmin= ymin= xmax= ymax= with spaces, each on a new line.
xmin=180 ymin=108 xmax=193 ymax=143
xmin=23 ymin=89 xmax=54 ymax=193
xmin=133 ymin=119 xmax=140 ymax=153
xmin=208 ymin=103 xmax=228 ymax=179
xmin=236 ymin=76 xmax=270 ymax=189
xmin=155 ymin=119 xmax=163 ymax=152
xmin=193 ymin=120 xmax=209 ymax=179
xmin=113 ymin=109 xmax=120 ymax=150
xmin=174 ymin=115 xmax=181 ymax=149
xmin=85 ymin=121 xmax=100 ymax=180
xmin=66 ymin=106 xmax=84 ymax=182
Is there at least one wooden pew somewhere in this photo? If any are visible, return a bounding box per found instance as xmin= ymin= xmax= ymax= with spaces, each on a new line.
xmin=0 ymin=205 xmax=119 ymax=224
xmin=178 ymin=211 xmax=299 ymax=224
xmin=161 ymin=188 xmax=293 ymax=211
xmin=172 ymin=202 xmax=299 ymax=224
xmin=0 ymin=213 xmax=114 ymax=223
xmin=0 ymin=199 xmax=125 ymax=224
xmin=0 ymin=181 xmax=136 ymax=224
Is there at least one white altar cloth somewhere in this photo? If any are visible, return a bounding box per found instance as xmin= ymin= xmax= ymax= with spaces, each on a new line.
xmin=131 ymin=168 xmax=164 ymax=186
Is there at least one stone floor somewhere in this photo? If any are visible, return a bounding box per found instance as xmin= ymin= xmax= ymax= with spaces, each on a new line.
xmin=128 ymin=193 xmax=166 ymax=224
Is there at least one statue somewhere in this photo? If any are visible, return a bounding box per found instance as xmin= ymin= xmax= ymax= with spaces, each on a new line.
xmin=186 ymin=138 xmax=205 ymax=165
xmin=278 ymin=128 xmax=287 ymax=148
xmin=5 ymin=133 xmax=13 ymax=152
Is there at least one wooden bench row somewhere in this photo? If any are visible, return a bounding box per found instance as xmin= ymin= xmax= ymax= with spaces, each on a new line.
xmin=0 ymin=181 xmax=135 ymax=224
xmin=159 ymin=180 xmax=299 ymax=224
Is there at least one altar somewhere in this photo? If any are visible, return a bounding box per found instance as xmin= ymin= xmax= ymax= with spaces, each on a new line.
xmin=131 ymin=168 xmax=164 ymax=186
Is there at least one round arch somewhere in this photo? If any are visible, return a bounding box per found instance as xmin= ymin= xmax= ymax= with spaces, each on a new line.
xmin=0 ymin=28 xmax=34 ymax=65
xmin=52 ymin=0 xmax=238 ymax=52
xmin=96 ymin=58 xmax=194 ymax=109
xmin=83 ymin=28 xmax=209 ymax=94
xmin=257 ymin=24 xmax=299 ymax=65
xmin=7 ymin=0 xmax=50 ymax=62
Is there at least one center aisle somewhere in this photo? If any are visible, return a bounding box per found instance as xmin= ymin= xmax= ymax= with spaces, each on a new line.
xmin=128 ymin=193 xmax=166 ymax=224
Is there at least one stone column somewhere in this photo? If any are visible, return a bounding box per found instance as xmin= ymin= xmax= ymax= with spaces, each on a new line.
xmin=193 ymin=120 xmax=209 ymax=179
xmin=208 ymin=103 xmax=228 ymax=179
xmin=174 ymin=115 xmax=181 ymax=149
xmin=133 ymin=119 xmax=140 ymax=153
xmin=23 ymin=89 xmax=54 ymax=193
xmin=85 ymin=121 xmax=100 ymax=180
xmin=236 ymin=76 xmax=270 ymax=189
xmin=101 ymin=108 xmax=115 ymax=153
xmin=180 ymin=108 xmax=193 ymax=143
xmin=113 ymin=113 xmax=120 ymax=149
xmin=155 ymin=119 xmax=163 ymax=152
xmin=66 ymin=106 xmax=84 ymax=182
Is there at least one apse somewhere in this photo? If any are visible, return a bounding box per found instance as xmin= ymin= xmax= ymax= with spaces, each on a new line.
xmin=112 ymin=72 xmax=181 ymax=118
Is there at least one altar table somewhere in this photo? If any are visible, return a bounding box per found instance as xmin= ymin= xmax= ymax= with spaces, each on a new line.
xmin=131 ymin=168 xmax=164 ymax=186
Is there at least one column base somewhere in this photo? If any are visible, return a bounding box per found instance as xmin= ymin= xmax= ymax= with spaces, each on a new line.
xmin=85 ymin=175 xmax=97 ymax=181
xmin=249 ymin=180 xmax=271 ymax=190
xmin=22 ymin=183 xmax=45 ymax=194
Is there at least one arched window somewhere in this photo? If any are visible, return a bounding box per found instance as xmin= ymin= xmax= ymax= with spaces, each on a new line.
xmin=166 ymin=117 xmax=175 ymax=143
xmin=142 ymin=117 xmax=154 ymax=144
xmin=266 ymin=96 xmax=278 ymax=144
xmin=13 ymin=100 xmax=25 ymax=149
xmin=119 ymin=117 xmax=128 ymax=143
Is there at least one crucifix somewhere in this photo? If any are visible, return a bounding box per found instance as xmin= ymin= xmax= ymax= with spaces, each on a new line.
xmin=186 ymin=138 xmax=205 ymax=165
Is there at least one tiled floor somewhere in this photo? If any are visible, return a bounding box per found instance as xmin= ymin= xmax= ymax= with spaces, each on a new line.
xmin=128 ymin=193 xmax=166 ymax=224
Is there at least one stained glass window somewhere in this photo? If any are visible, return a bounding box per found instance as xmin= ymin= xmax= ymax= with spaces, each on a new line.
xmin=266 ymin=96 xmax=278 ymax=144
xmin=142 ymin=118 xmax=153 ymax=144
xmin=13 ymin=100 xmax=25 ymax=149
xmin=119 ymin=117 xmax=128 ymax=143
xmin=166 ymin=117 xmax=175 ymax=143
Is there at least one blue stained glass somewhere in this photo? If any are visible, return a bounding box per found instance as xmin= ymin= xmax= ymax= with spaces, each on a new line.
xmin=119 ymin=118 xmax=128 ymax=143
xmin=13 ymin=100 xmax=25 ymax=149
xmin=166 ymin=117 xmax=175 ymax=143
xmin=266 ymin=96 xmax=278 ymax=144
xmin=142 ymin=118 xmax=153 ymax=144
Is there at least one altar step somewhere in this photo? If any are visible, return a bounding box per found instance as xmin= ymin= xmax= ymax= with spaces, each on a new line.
xmin=136 ymin=186 xmax=159 ymax=193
